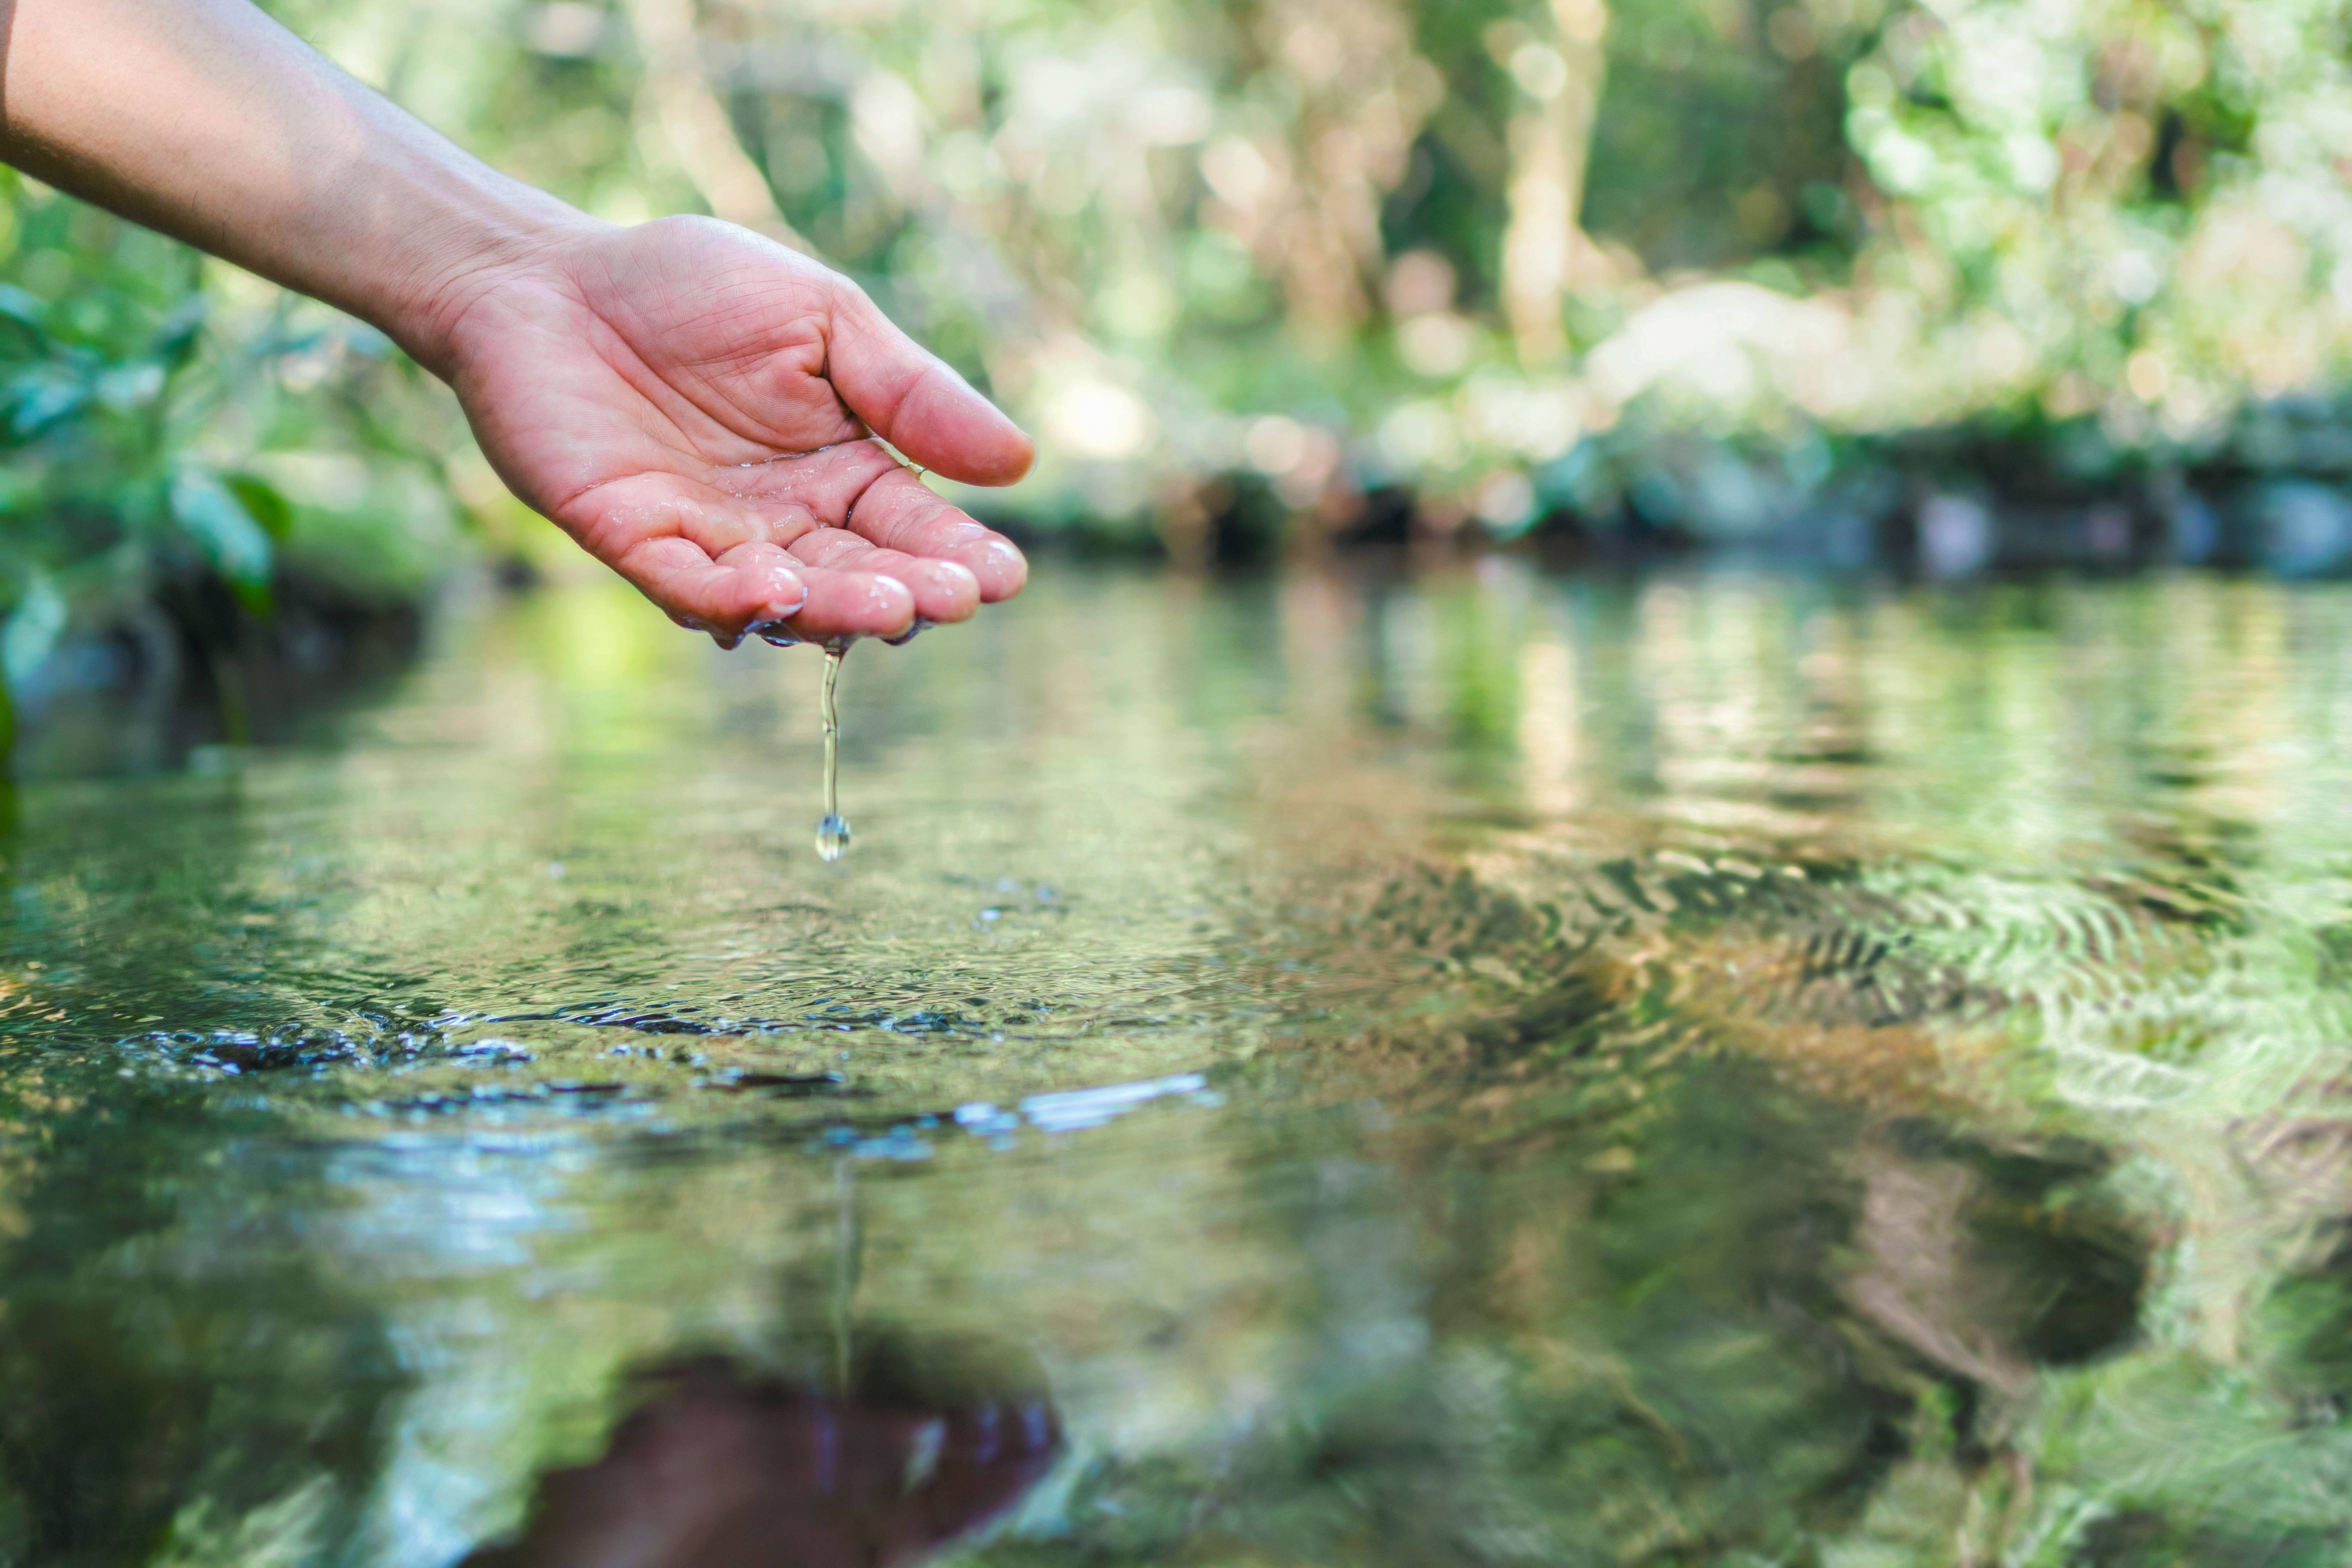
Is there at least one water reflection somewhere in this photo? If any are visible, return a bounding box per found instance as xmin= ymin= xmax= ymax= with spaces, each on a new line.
xmin=463 ymin=1341 xmax=1058 ymax=1568
xmin=0 ymin=564 xmax=2346 ymax=1563
xmin=0 ymin=1071 xmax=403 ymax=1565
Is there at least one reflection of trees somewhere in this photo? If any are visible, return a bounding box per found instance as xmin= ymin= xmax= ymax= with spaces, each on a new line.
xmin=1 ymin=567 xmax=2347 ymax=1567
xmin=0 ymin=1079 xmax=403 ymax=1565
xmin=1059 ymin=567 xmax=2351 ymax=1566
xmin=963 ymin=1046 xmax=2149 ymax=1567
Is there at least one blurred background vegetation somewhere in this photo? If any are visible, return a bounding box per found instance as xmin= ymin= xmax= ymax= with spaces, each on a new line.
xmin=11 ymin=0 xmax=2352 ymax=747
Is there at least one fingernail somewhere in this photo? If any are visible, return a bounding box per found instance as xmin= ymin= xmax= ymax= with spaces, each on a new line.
xmin=883 ymin=616 xmax=937 ymax=647
xmin=748 ymin=620 xmax=803 ymax=648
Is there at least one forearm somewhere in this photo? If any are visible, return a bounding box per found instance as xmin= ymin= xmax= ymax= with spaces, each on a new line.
xmin=0 ymin=0 xmax=593 ymax=372
xmin=0 ymin=0 xmax=1032 ymax=646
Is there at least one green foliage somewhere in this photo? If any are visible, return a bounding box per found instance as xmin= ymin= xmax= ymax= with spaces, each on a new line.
xmin=0 ymin=159 xmax=470 ymax=729
xmin=12 ymin=0 xmax=2352 ymax=699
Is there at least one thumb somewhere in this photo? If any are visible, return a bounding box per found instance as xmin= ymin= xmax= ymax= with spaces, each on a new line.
xmin=825 ymin=281 xmax=1036 ymax=487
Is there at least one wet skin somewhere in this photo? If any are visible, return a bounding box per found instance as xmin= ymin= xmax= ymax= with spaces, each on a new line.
xmin=442 ymin=217 xmax=1035 ymax=651
xmin=0 ymin=1 xmax=1037 ymax=651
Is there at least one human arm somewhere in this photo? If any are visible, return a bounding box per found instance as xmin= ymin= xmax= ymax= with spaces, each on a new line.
xmin=0 ymin=0 xmax=1034 ymax=643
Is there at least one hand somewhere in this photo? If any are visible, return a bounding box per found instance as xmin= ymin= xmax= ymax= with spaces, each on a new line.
xmin=430 ymin=216 xmax=1034 ymax=646
xmin=0 ymin=2 xmax=1032 ymax=645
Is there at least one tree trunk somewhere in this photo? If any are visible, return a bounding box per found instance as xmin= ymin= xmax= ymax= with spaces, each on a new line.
xmin=1502 ymin=0 xmax=1609 ymax=366
xmin=623 ymin=0 xmax=811 ymax=251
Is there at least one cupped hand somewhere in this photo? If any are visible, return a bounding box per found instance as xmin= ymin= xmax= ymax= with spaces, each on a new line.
xmin=432 ymin=216 xmax=1034 ymax=645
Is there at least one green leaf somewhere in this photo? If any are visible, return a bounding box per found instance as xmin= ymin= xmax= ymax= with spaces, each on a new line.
xmin=224 ymin=474 xmax=295 ymax=540
xmin=148 ymin=295 xmax=207 ymax=369
xmin=4 ymin=367 xmax=89 ymax=440
xmin=0 ymin=467 xmax=40 ymax=516
xmin=169 ymin=469 xmax=275 ymax=615
xmin=1 ymin=571 xmax=65 ymax=690
xmin=0 ymin=286 xmax=45 ymax=353
xmin=93 ymin=361 xmax=166 ymax=413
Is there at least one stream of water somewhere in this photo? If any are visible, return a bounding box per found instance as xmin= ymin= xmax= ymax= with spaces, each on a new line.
xmin=1 ymin=560 xmax=2350 ymax=1566
xmin=816 ymin=644 xmax=851 ymax=863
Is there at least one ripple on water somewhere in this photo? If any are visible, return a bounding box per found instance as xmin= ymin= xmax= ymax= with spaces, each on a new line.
xmin=3 ymin=570 xmax=2351 ymax=1568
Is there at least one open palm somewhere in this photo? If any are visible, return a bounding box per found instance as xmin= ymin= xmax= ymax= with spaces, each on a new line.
xmin=436 ymin=217 xmax=1033 ymax=645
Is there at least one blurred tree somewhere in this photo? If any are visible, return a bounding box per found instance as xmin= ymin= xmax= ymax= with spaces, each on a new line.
xmin=12 ymin=0 xmax=2352 ymax=719
xmin=1498 ymin=0 xmax=1610 ymax=363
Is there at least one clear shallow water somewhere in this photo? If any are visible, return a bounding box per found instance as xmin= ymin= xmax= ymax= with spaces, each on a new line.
xmin=2 ymin=564 xmax=2352 ymax=1565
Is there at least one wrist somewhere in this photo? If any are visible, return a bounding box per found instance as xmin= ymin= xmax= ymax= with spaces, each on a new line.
xmin=371 ymin=174 xmax=607 ymax=380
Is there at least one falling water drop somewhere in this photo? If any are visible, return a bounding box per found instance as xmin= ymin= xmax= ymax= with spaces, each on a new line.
xmin=816 ymin=645 xmax=851 ymax=861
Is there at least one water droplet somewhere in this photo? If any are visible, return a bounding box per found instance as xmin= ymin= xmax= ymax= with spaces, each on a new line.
xmin=816 ymin=813 xmax=852 ymax=862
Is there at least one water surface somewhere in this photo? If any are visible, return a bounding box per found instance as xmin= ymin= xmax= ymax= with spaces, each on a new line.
xmin=3 ymin=563 xmax=2351 ymax=1566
